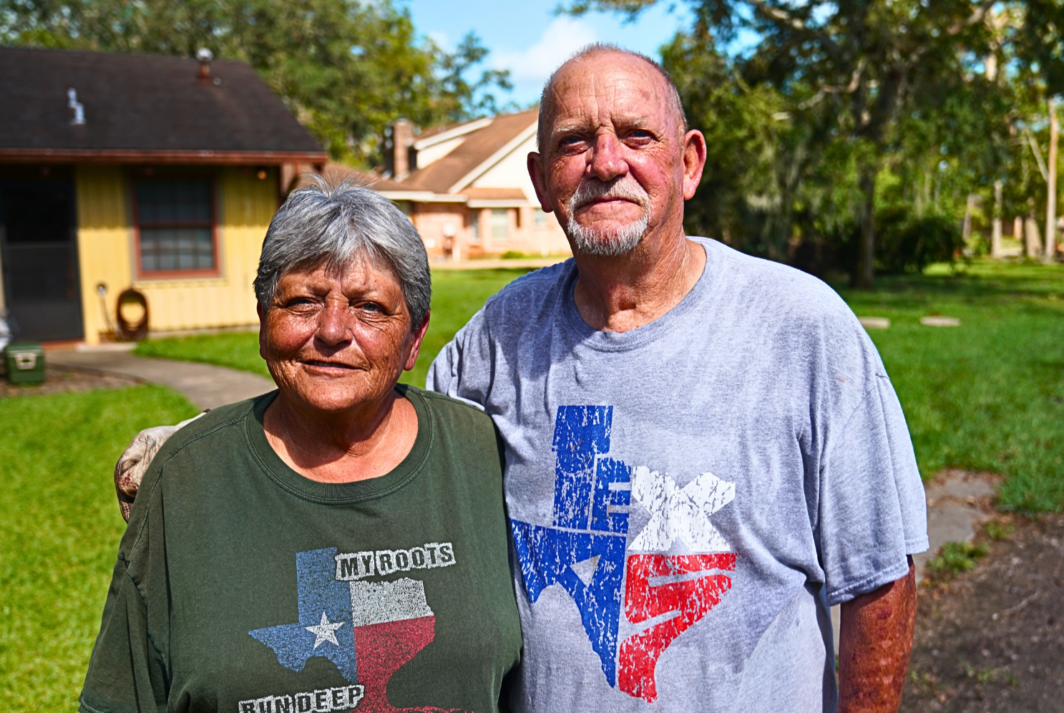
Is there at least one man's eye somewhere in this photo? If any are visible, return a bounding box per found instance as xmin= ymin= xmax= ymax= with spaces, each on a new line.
xmin=357 ymin=302 xmax=384 ymax=314
xmin=558 ymin=135 xmax=586 ymax=150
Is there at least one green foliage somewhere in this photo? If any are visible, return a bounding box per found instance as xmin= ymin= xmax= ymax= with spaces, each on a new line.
xmin=576 ymin=1 xmax=1064 ymax=284
xmin=927 ymin=541 xmax=989 ymax=577
xmin=0 ymin=386 xmax=196 ymax=710
xmin=875 ymin=208 xmax=965 ymax=275
xmin=0 ymin=0 xmax=512 ymax=166
xmin=984 ymin=519 xmax=1016 ymax=541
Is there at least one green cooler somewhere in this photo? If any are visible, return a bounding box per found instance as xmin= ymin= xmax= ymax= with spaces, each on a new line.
xmin=4 ymin=342 xmax=45 ymax=385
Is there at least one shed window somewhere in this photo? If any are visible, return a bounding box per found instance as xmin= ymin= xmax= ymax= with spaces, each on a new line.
xmin=135 ymin=179 xmax=216 ymax=274
xmin=491 ymin=209 xmax=509 ymax=242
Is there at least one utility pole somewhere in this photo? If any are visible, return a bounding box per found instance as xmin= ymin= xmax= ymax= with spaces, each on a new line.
xmin=1046 ymin=97 xmax=1059 ymax=263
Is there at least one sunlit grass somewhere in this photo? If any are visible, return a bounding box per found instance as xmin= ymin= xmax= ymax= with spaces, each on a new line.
xmin=0 ymin=386 xmax=197 ymax=710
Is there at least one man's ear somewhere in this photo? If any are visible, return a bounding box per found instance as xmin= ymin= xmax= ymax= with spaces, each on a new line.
xmin=527 ymin=152 xmax=554 ymax=212
xmin=682 ymin=129 xmax=708 ymax=200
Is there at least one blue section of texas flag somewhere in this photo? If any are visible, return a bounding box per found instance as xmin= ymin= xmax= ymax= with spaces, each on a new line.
xmin=510 ymin=406 xmax=632 ymax=686
xmin=248 ymin=548 xmax=358 ymax=683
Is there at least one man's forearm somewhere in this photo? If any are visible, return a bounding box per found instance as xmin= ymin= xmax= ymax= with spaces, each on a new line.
xmin=837 ymin=558 xmax=916 ymax=713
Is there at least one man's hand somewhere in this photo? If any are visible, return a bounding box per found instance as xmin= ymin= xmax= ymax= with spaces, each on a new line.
xmin=113 ymin=413 xmax=206 ymax=521
xmin=837 ymin=558 xmax=917 ymax=713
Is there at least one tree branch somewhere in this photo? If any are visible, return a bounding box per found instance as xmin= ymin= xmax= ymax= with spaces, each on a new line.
xmin=746 ymin=0 xmax=842 ymax=60
xmin=947 ymin=0 xmax=998 ymax=36
xmin=1024 ymin=124 xmax=1051 ymax=183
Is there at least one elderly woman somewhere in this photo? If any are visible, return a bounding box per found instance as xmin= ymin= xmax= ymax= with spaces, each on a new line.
xmin=80 ymin=182 xmax=521 ymax=713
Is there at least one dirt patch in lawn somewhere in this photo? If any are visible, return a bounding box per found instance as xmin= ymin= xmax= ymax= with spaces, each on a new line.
xmin=902 ymin=513 xmax=1064 ymax=712
xmin=0 ymin=365 xmax=140 ymax=397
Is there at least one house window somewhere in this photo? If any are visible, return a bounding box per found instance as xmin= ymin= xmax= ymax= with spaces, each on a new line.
xmin=469 ymin=210 xmax=481 ymax=243
xmin=491 ymin=209 xmax=509 ymax=242
xmin=533 ymin=208 xmax=548 ymax=228
xmin=134 ymin=179 xmax=216 ymax=274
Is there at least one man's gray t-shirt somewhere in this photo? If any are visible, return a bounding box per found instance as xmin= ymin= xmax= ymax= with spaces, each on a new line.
xmin=427 ymin=237 xmax=928 ymax=712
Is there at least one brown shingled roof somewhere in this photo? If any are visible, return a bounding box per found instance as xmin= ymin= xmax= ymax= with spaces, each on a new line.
xmin=0 ymin=45 xmax=325 ymax=162
xmin=401 ymin=108 xmax=537 ymax=193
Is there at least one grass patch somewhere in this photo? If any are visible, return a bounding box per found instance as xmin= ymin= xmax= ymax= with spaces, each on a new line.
xmin=0 ymin=387 xmax=197 ymax=710
xmin=836 ymin=259 xmax=1064 ymax=512
xmin=134 ymin=259 xmax=1064 ymax=512
xmin=927 ymin=541 xmax=990 ymax=578
xmin=133 ymin=268 xmax=535 ymax=389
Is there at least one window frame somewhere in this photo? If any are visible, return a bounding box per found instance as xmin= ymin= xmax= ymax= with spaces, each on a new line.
xmin=131 ymin=174 xmax=220 ymax=279
xmin=490 ymin=208 xmax=509 ymax=243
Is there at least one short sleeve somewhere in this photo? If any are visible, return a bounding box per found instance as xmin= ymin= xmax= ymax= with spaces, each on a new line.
xmin=426 ymin=309 xmax=492 ymax=411
xmin=817 ymin=373 xmax=929 ymax=606
xmin=79 ymin=556 xmax=168 ymax=713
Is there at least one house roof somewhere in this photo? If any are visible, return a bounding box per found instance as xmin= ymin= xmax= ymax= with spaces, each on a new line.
xmin=0 ymin=46 xmax=326 ymax=164
xmin=401 ymin=108 xmax=538 ymax=193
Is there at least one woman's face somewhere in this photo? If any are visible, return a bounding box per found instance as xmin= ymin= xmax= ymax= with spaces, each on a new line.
xmin=258 ymin=255 xmax=428 ymax=417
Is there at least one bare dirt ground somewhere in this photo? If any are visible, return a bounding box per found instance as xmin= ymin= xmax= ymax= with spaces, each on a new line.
xmin=902 ymin=513 xmax=1064 ymax=712
xmin=0 ymin=364 xmax=140 ymax=397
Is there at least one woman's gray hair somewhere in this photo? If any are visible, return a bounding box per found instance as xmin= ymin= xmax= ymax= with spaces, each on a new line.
xmin=254 ymin=178 xmax=431 ymax=329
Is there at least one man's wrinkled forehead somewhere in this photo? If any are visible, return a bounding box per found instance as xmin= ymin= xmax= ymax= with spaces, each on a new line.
xmin=538 ymin=50 xmax=684 ymax=147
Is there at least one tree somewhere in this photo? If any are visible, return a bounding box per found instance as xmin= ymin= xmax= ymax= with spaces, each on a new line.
xmin=570 ymin=0 xmax=1002 ymax=286
xmin=0 ymin=0 xmax=513 ymax=166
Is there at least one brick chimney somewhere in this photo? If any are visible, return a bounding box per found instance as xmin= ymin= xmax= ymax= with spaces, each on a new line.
xmin=196 ymin=48 xmax=213 ymax=81
xmin=392 ymin=119 xmax=414 ymax=180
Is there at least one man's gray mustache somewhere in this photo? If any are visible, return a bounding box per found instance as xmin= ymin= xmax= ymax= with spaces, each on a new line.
xmin=570 ymin=179 xmax=650 ymax=211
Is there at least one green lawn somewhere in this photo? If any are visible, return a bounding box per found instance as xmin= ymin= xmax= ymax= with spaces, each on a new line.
xmin=836 ymin=260 xmax=1064 ymax=513
xmin=0 ymin=386 xmax=197 ymax=710
xmin=134 ymin=260 xmax=1064 ymax=512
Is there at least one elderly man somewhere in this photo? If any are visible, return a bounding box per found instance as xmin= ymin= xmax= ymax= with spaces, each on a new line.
xmin=428 ymin=44 xmax=926 ymax=713
xmin=115 ymin=44 xmax=925 ymax=713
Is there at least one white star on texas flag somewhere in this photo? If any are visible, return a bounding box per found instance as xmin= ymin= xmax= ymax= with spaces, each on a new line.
xmin=305 ymin=611 xmax=344 ymax=649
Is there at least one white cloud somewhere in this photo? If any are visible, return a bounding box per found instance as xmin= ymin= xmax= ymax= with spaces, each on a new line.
xmin=491 ymin=16 xmax=598 ymax=86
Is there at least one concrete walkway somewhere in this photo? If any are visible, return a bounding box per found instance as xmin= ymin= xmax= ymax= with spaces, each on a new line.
xmin=48 ymin=345 xmax=274 ymax=411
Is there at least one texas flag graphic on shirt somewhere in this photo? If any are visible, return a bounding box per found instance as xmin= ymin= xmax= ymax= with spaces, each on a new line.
xmin=511 ymin=406 xmax=737 ymax=702
xmin=247 ymin=546 xmax=458 ymax=712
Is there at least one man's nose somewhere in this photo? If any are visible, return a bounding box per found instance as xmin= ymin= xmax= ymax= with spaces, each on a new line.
xmin=587 ymin=133 xmax=628 ymax=181
xmin=316 ymin=300 xmax=352 ymax=345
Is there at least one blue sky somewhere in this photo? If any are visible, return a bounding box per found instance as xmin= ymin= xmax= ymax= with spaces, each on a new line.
xmin=400 ymin=0 xmax=693 ymax=106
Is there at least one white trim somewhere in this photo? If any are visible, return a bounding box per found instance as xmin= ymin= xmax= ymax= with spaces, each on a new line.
xmin=468 ymin=199 xmax=531 ymax=208
xmin=413 ymin=118 xmax=493 ymax=151
xmin=448 ymin=120 xmax=538 ymax=193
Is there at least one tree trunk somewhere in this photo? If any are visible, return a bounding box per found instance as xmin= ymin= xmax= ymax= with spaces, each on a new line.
xmin=1046 ymin=97 xmax=1059 ymax=263
xmin=854 ymin=166 xmax=876 ymax=289
xmin=991 ymin=180 xmax=1003 ymax=259
xmin=1026 ymin=215 xmax=1043 ymax=257
xmin=962 ymin=193 xmax=977 ymax=244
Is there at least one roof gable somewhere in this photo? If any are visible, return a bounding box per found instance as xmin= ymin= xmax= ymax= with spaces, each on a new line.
xmin=401 ymin=108 xmax=537 ymax=194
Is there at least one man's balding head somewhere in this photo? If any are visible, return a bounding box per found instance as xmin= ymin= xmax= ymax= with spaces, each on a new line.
xmin=537 ymin=44 xmax=687 ymax=153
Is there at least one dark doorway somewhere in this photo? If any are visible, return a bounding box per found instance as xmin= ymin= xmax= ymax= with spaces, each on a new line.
xmin=0 ymin=179 xmax=83 ymax=341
